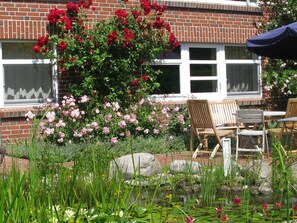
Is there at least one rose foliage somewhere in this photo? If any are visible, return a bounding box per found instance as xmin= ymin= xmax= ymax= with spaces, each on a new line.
xmin=34 ymin=0 xmax=179 ymax=107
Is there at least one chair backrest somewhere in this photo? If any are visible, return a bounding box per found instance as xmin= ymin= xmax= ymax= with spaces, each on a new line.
xmin=285 ymin=98 xmax=297 ymax=118
xmin=187 ymin=100 xmax=216 ymax=130
xmin=209 ymin=100 xmax=239 ymax=126
xmin=236 ymin=109 xmax=264 ymax=126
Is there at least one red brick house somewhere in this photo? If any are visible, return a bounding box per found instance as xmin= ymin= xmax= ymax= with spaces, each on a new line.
xmin=0 ymin=0 xmax=264 ymax=145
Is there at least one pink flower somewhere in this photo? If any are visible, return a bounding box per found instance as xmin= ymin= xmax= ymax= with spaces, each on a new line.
xmin=185 ymin=216 xmax=195 ymax=223
xmin=215 ymin=207 xmax=222 ymax=218
xmin=56 ymin=120 xmax=66 ymax=128
xmin=233 ymin=197 xmax=241 ymax=205
xmin=91 ymin=122 xmax=99 ymax=130
xmin=118 ymin=120 xmax=127 ymax=129
xmin=105 ymin=114 xmax=112 ymax=122
xmin=102 ymin=127 xmax=110 ymax=134
xmin=71 ymin=109 xmax=80 ymax=118
xmin=262 ymin=203 xmax=268 ymax=209
xmin=44 ymin=128 xmax=54 ymax=136
xmin=123 ymin=114 xmax=131 ymax=121
xmin=275 ymin=202 xmax=281 ymax=209
xmin=58 ymin=132 xmax=65 ymax=138
xmin=57 ymin=138 xmax=64 ymax=143
xmin=153 ymin=129 xmax=159 ymax=135
xmin=221 ymin=215 xmax=228 ymax=221
xmin=293 ymin=205 xmax=297 ymax=212
xmin=25 ymin=111 xmax=35 ymax=121
xmin=178 ymin=114 xmax=185 ymax=124
xmin=46 ymin=111 xmax=56 ymax=123
xmin=80 ymin=95 xmax=89 ymax=103
xmin=173 ymin=106 xmax=180 ymax=112
xmin=111 ymin=137 xmax=118 ymax=145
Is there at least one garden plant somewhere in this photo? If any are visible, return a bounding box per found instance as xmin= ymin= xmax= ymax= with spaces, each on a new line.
xmin=2 ymin=0 xmax=297 ymax=222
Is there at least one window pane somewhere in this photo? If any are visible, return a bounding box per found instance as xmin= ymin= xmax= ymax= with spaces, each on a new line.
xmin=190 ymin=48 xmax=216 ymax=60
xmin=158 ymin=46 xmax=181 ymax=59
xmin=227 ymin=64 xmax=258 ymax=92
xmin=190 ymin=64 xmax=217 ymax=77
xmin=225 ymin=46 xmax=257 ymax=60
xmin=4 ymin=64 xmax=53 ymax=101
xmin=191 ymin=80 xmax=218 ymax=93
xmin=2 ymin=42 xmax=50 ymax=59
xmin=152 ymin=65 xmax=180 ymax=94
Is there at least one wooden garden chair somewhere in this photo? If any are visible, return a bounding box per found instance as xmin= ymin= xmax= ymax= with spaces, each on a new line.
xmin=187 ymin=100 xmax=235 ymax=159
xmin=269 ymin=98 xmax=297 ymax=140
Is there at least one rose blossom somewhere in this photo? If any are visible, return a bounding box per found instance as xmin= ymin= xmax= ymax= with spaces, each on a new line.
xmin=102 ymin=127 xmax=110 ymax=134
xmin=233 ymin=197 xmax=241 ymax=205
xmin=46 ymin=111 xmax=56 ymax=123
xmin=118 ymin=120 xmax=127 ymax=129
xmin=111 ymin=137 xmax=118 ymax=145
xmin=56 ymin=120 xmax=66 ymax=128
xmin=25 ymin=111 xmax=35 ymax=121
xmin=80 ymin=95 xmax=89 ymax=103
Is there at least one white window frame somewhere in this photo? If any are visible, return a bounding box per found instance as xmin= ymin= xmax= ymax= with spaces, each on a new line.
xmin=0 ymin=41 xmax=57 ymax=107
xmin=165 ymin=0 xmax=259 ymax=7
xmin=150 ymin=43 xmax=261 ymax=102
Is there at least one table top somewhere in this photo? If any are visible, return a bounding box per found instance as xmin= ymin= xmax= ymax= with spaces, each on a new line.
xmin=278 ymin=117 xmax=297 ymax=122
xmin=264 ymin=111 xmax=286 ymax=117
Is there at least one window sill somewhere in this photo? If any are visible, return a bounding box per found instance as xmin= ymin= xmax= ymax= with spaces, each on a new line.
xmin=153 ymin=0 xmax=261 ymax=13
xmin=0 ymin=107 xmax=45 ymax=119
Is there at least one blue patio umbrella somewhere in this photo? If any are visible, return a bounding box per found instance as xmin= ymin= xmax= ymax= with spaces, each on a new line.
xmin=246 ymin=22 xmax=297 ymax=59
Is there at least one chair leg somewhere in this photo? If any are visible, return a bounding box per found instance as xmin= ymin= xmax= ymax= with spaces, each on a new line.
xmin=236 ymin=136 xmax=239 ymax=161
xmin=210 ymin=143 xmax=220 ymax=160
xmin=265 ymin=133 xmax=269 ymax=157
xmin=192 ymin=142 xmax=203 ymax=158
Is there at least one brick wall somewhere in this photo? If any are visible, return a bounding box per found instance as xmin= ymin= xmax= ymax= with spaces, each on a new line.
xmin=0 ymin=0 xmax=265 ymax=145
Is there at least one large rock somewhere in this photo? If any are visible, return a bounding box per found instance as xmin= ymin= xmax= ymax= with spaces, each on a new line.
xmin=169 ymin=160 xmax=201 ymax=174
xmin=241 ymin=159 xmax=272 ymax=184
xmin=109 ymin=153 xmax=161 ymax=180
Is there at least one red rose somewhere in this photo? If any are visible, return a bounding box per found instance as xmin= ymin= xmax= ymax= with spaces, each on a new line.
xmin=66 ymin=2 xmax=79 ymax=13
xmin=58 ymin=41 xmax=67 ymax=51
xmin=33 ymin=45 xmax=40 ymax=53
xmin=132 ymin=79 xmax=139 ymax=86
xmin=262 ymin=203 xmax=268 ymax=209
xmin=141 ymin=74 xmax=149 ymax=81
xmin=233 ymin=197 xmax=241 ymax=205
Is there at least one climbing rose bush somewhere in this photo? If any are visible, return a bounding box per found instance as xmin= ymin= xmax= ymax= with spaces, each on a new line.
xmin=34 ymin=0 xmax=179 ymax=107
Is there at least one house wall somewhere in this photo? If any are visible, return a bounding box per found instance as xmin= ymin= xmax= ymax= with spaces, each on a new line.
xmin=0 ymin=0 xmax=265 ymax=145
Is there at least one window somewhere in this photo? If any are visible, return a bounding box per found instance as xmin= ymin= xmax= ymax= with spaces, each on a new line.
xmin=168 ymin=0 xmax=259 ymax=6
xmin=225 ymin=46 xmax=259 ymax=95
xmin=0 ymin=42 xmax=56 ymax=107
xmin=151 ymin=44 xmax=261 ymax=101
